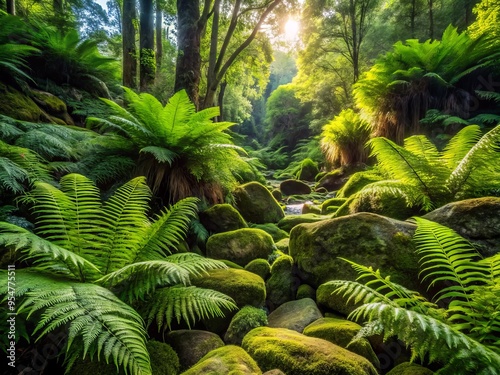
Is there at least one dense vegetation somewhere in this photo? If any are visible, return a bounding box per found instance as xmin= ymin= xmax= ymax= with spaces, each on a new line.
xmin=1 ymin=0 xmax=499 ymax=374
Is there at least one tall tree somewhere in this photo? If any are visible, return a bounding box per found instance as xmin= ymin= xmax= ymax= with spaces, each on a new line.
xmin=155 ymin=0 xmax=163 ymax=76
xmin=122 ymin=0 xmax=137 ymax=88
xmin=139 ymin=0 xmax=155 ymax=91
xmin=6 ymin=0 xmax=15 ymax=14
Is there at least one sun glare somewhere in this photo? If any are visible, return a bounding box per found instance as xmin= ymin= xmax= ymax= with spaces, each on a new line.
xmin=284 ymin=18 xmax=300 ymax=40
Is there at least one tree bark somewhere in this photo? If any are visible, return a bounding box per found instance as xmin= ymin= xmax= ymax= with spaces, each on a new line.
xmin=6 ymin=0 xmax=14 ymax=15
xmin=139 ymin=0 xmax=155 ymax=91
xmin=410 ymin=0 xmax=416 ymax=38
xmin=156 ymin=3 xmax=163 ymax=76
xmin=122 ymin=0 xmax=137 ymax=88
xmin=428 ymin=0 xmax=434 ymax=40
xmin=217 ymin=81 xmax=227 ymax=121
xmin=175 ymin=0 xmax=202 ymax=107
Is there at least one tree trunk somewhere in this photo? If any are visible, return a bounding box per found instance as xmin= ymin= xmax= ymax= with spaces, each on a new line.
xmin=204 ymin=0 xmax=222 ymax=108
xmin=139 ymin=0 xmax=155 ymax=92
xmin=428 ymin=0 xmax=434 ymax=40
xmin=156 ymin=3 xmax=163 ymax=76
xmin=217 ymin=81 xmax=227 ymax=121
xmin=122 ymin=0 xmax=137 ymax=88
xmin=410 ymin=0 xmax=416 ymax=38
xmin=6 ymin=0 xmax=14 ymax=15
xmin=175 ymin=0 xmax=202 ymax=107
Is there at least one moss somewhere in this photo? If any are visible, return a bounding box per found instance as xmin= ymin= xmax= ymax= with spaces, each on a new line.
xmin=220 ymin=259 xmax=244 ymax=269
xmin=206 ymin=228 xmax=275 ymax=267
xmin=224 ymin=306 xmax=268 ymax=345
xmin=181 ymin=345 xmax=262 ymax=375
xmin=274 ymin=238 xmax=289 ymax=253
xmin=233 ymin=182 xmax=285 ymax=224
xmin=348 ymin=189 xmax=418 ymax=220
xmin=301 ymin=203 xmax=322 ymax=215
xmin=192 ymin=268 xmax=266 ymax=308
xmin=266 ymin=255 xmax=296 ymax=308
xmin=296 ymin=284 xmax=316 ymax=300
xmin=315 ymin=171 xmax=327 ymax=182
xmin=277 ymin=213 xmax=329 ymax=232
xmin=251 ymin=223 xmax=289 ymax=242
xmin=280 ymin=179 xmax=312 ymax=196
xmin=0 ymin=84 xmax=46 ymax=122
xmin=69 ymin=340 xmax=180 ymax=375
xmin=303 ymin=318 xmax=379 ymax=368
xmin=245 ymin=258 xmax=271 ymax=280
xmin=296 ymin=158 xmax=319 ymax=182
xmin=242 ymin=327 xmax=378 ymax=375
xmin=199 ymin=204 xmax=248 ymax=233
xmin=271 ymin=189 xmax=282 ymax=201
xmin=31 ymin=90 xmax=67 ymax=114
xmin=336 ymin=171 xmax=383 ymax=198
xmin=321 ymin=198 xmax=348 ymax=214
xmin=386 ymin=362 xmax=434 ymax=375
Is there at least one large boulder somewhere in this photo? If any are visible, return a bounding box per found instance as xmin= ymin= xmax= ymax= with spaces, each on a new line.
xmin=233 ymin=182 xmax=285 ymax=224
xmin=289 ymin=213 xmax=420 ymax=289
xmin=242 ymin=327 xmax=378 ymax=375
xmin=266 ymin=255 xmax=298 ymax=309
xmin=206 ymin=228 xmax=275 ymax=267
xmin=386 ymin=362 xmax=434 ymax=375
xmin=423 ymin=197 xmax=500 ymax=256
xmin=180 ymin=345 xmax=262 ymax=375
xmin=296 ymin=158 xmax=319 ymax=182
xmin=303 ymin=317 xmax=380 ymax=368
xmin=199 ymin=204 xmax=248 ymax=233
xmin=267 ymin=298 xmax=322 ymax=333
xmin=280 ymin=179 xmax=312 ymax=196
xmin=165 ymin=330 xmax=222 ymax=371
xmin=251 ymin=223 xmax=289 ymax=242
xmin=277 ymin=213 xmax=329 ymax=232
xmin=347 ymin=190 xmax=418 ymax=220
xmin=245 ymin=258 xmax=271 ymax=280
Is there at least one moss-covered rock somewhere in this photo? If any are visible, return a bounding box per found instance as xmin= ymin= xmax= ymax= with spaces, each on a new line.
xmin=321 ymin=198 xmax=348 ymax=214
xmin=386 ymin=362 xmax=434 ymax=375
xmin=277 ymin=213 xmax=329 ymax=232
xmin=0 ymin=84 xmax=48 ymax=122
xmin=296 ymin=284 xmax=316 ymax=300
xmin=280 ymin=179 xmax=312 ymax=196
xmin=245 ymin=258 xmax=271 ymax=280
xmin=224 ymin=305 xmax=268 ymax=345
xmin=251 ymin=223 xmax=289 ymax=242
xmin=234 ymin=182 xmax=285 ymax=224
xmin=347 ymin=189 xmax=418 ymax=220
xmin=289 ymin=213 xmax=419 ymax=289
xmin=181 ymin=345 xmax=262 ymax=375
xmin=263 ymin=370 xmax=286 ymax=375
xmin=192 ymin=268 xmax=266 ymax=308
xmin=267 ymin=298 xmax=322 ymax=333
xmin=206 ymin=228 xmax=275 ymax=267
xmin=316 ymin=282 xmax=361 ymax=316
xmin=336 ymin=171 xmax=384 ymax=198
xmin=274 ymin=238 xmax=289 ymax=253
xmin=31 ymin=89 xmax=74 ymax=125
xmin=242 ymin=327 xmax=378 ymax=375
xmin=266 ymin=255 xmax=297 ymax=309
xmin=165 ymin=330 xmax=224 ymax=371
xmin=199 ymin=204 xmax=248 ymax=233
xmin=423 ymin=197 xmax=500 ymax=257
xmin=69 ymin=340 xmax=180 ymax=375
xmin=272 ymin=189 xmax=283 ymax=201
xmin=303 ymin=318 xmax=379 ymax=368
xmin=302 ymin=202 xmax=322 ymax=214
xmin=296 ymin=158 xmax=319 ymax=182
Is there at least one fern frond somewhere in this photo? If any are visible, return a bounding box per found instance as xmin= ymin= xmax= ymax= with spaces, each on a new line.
xmin=442 ymin=125 xmax=482 ymax=169
xmin=143 ymin=285 xmax=237 ymax=330
xmin=19 ymin=279 xmax=151 ymax=375
xmin=164 ymin=253 xmax=228 ymax=278
xmin=139 ymin=146 xmax=177 ymax=164
xmin=324 ymin=279 xmax=395 ymax=307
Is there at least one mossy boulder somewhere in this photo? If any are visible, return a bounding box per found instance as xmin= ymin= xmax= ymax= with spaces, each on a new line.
xmin=296 ymin=284 xmax=316 ymax=300
xmin=336 ymin=171 xmax=384 ymax=198
xmin=181 ymin=345 xmax=262 ymax=375
xmin=165 ymin=330 xmax=224 ymax=371
xmin=266 ymin=255 xmax=297 ymax=309
xmin=296 ymin=158 xmax=319 ymax=182
xmin=277 ymin=213 xmax=329 ymax=232
xmin=316 ymin=282 xmax=362 ymax=316
xmin=69 ymin=340 xmax=180 ymax=375
xmin=386 ymin=363 xmax=434 ymax=375
xmin=206 ymin=228 xmax=275 ymax=267
xmin=0 ymin=84 xmax=48 ymax=122
xmin=224 ymin=305 xmax=268 ymax=345
xmin=289 ymin=213 xmax=420 ymax=289
xmin=263 ymin=370 xmax=286 ymax=375
xmin=272 ymin=189 xmax=283 ymax=201
xmin=315 ymin=165 xmax=367 ymax=192
xmin=199 ymin=204 xmax=248 ymax=233
xmin=274 ymin=238 xmax=289 ymax=253
xmin=242 ymin=327 xmax=378 ymax=375
xmin=267 ymin=298 xmax=322 ymax=333
xmin=234 ymin=182 xmax=285 ymax=224
xmin=245 ymin=258 xmax=271 ymax=280
xmin=303 ymin=318 xmax=379 ymax=368
xmin=347 ymin=190 xmax=418 ymax=220
xmin=31 ymin=89 xmax=74 ymax=125
xmin=423 ymin=197 xmax=500 ymax=256
xmin=192 ymin=268 xmax=266 ymax=308
xmin=321 ymin=198 xmax=348 ymax=214
xmin=251 ymin=223 xmax=289 ymax=242
xmin=302 ymin=202 xmax=322 ymax=214
xmin=280 ymin=179 xmax=312 ymax=196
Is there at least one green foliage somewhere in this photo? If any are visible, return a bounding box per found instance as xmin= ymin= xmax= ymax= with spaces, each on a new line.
xmin=321 ymin=109 xmax=372 ymax=167
xmin=343 ymin=124 xmax=500 ymax=212
xmin=88 ymin=89 xmax=248 ymax=204
xmin=354 ymin=26 xmax=500 ymax=142
xmin=0 ymin=174 xmax=236 ymax=374
xmin=325 ymin=218 xmax=500 ymax=373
